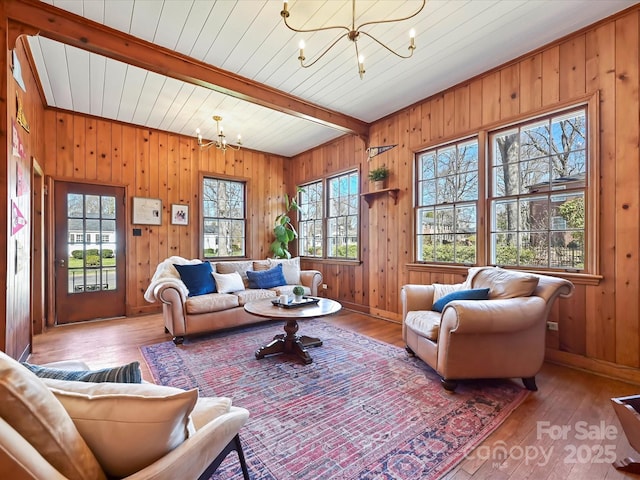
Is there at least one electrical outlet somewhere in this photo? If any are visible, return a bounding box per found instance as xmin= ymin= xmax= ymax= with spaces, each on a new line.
xmin=322 ymin=283 xmax=328 ymax=290
xmin=547 ymin=321 xmax=559 ymax=331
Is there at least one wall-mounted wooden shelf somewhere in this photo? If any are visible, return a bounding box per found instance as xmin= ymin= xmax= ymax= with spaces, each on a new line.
xmin=361 ymin=188 xmax=399 ymax=207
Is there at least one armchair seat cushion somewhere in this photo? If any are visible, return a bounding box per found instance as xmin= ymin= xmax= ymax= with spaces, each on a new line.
xmin=405 ymin=310 xmax=442 ymax=341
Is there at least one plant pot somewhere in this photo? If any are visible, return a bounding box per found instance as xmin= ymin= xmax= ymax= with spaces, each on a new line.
xmin=294 ymin=295 xmax=304 ymax=302
xmin=374 ymin=179 xmax=386 ymax=190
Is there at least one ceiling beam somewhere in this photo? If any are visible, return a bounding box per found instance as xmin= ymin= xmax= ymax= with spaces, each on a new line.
xmin=5 ymin=0 xmax=370 ymax=138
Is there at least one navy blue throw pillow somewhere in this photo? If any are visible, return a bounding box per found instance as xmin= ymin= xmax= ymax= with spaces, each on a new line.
xmin=22 ymin=361 xmax=142 ymax=383
xmin=432 ymin=288 xmax=490 ymax=313
xmin=174 ymin=262 xmax=216 ymax=296
xmin=246 ymin=264 xmax=287 ymax=289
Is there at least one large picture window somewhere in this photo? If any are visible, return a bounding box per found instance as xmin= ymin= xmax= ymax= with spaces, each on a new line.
xmin=201 ymin=177 xmax=246 ymax=258
xmin=299 ymin=170 xmax=360 ymax=260
xmin=490 ymin=108 xmax=586 ymax=269
xmin=416 ymin=139 xmax=479 ymax=264
xmin=414 ymin=104 xmax=590 ymax=272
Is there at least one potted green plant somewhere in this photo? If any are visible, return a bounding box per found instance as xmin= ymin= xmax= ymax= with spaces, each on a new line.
xmin=292 ymin=285 xmax=305 ymax=302
xmin=270 ymin=187 xmax=304 ymax=259
xmin=368 ymin=164 xmax=389 ymax=190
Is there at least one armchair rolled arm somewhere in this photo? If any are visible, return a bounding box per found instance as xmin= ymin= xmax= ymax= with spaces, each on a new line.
xmin=300 ymin=270 xmax=322 ymax=296
xmin=401 ymin=285 xmax=436 ymax=319
xmin=124 ymin=406 xmax=250 ymax=480
xmin=155 ymin=283 xmax=186 ymax=304
xmin=440 ymin=296 xmax=547 ymax=335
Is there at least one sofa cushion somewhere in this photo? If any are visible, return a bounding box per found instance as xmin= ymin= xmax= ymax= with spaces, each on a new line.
xmin=471 ymin=267 xmax=539 ymax=299
xmin=0 ymin=351 xmax=105 ymax=480
xmin=215 ymin=261 xmax=254 ymax=287
xmin=213 ymin=271 xmax=245 ymax=293
xmin=174 ymin=262 xmax=216 ymax=296
xmin=432 ymin=288 xmax=490 ymax=313
xmin=44 ymin=380 xmax=198 ymax=479
xmin=246 ymin=264 xmax=287 ymax=289
xmin=262 ymin=257 xmax=301 ymax=285
xmin=22 ymin=361 xmax=142 ymax=383
xmin=185 ymin=293 xmax=239 ymax=314
xmin=405 ymin=310 xmax=442 ymax=341
xmin=236 ymin=289 xmax=277 ymax=306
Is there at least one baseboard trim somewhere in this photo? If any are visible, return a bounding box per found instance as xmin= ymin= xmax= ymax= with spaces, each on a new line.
xmin=545 ymin=348 xmax=640 ymax=386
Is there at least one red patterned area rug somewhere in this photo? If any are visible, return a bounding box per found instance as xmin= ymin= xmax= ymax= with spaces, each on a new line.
xmin=141 ymin=318 xmax=528 ymax=480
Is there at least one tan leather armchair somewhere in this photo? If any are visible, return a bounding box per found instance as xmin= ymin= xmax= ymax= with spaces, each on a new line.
xmin=401 ymin=267 xmax=574 ymax=392
xmin=0 ymin=354 xmax=250 ymax=480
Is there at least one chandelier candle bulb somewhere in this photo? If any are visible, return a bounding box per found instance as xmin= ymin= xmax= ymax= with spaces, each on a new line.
xmin=298 ymin=40 xmax=305 ymax=62
xmin=410 ymin=29 xmax=416 ymax=49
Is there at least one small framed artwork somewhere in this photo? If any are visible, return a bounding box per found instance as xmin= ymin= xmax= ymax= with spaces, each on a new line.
xmin=171 ymin=204 xmax=189 ymax=226
xmin=132 ymin=197 xmax=162 ymax=225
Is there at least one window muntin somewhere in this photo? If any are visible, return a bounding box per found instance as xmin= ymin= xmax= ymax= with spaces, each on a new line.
xmin=298 ymin=181 xmax=323 ymax=257
xmin=416 ymin=139 xmax=479 ymax=264
xmin=299 ymin=171 xmax=360 ymax=260
xmin=490 ymin=108 xmax=586 ymax=270
xmin=327 ymin=171 xmax=359 ymax=260
xmin=202 ymin=177 xmax=246 ymax=258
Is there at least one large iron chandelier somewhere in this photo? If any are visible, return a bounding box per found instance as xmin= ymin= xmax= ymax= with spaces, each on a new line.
xmin=280 ymin=0 xmax=425 ymax=79
xmin=195 ymin=115 xmax=242 ymax=153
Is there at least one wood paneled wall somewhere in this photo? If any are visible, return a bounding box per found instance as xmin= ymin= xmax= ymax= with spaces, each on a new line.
xmin=291 ymin=8 xmax=640 ymax=381
xmin=42 ymin=112 xmax=287 ymax=316
xmin=2 ymin=35 xmax=45 ymax=359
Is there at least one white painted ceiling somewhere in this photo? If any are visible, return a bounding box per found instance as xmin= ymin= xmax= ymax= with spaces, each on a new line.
xmin=29 ymin=0 xmax=634 ymax=157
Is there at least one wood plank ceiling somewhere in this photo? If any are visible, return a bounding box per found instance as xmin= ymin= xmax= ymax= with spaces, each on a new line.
xmin=29 ymin=0 xmax=634 ymax=157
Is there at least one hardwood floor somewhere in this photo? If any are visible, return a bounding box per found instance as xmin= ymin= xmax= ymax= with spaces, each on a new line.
xmin=29 ymin=310 xmax=640 ymax=480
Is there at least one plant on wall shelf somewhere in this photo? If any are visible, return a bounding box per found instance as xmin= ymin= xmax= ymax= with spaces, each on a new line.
xmin=368 ymin=164 xmax=390 ymax=182
xmin=270 ymin=187 xmax=304 ymax=259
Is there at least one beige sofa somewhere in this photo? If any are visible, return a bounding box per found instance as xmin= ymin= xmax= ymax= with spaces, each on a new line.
xmin=0 ymin=353 xmax=250 ymax=480
xmin=145 ymin=256 xmax=323 ymax=344
xmin=402 ymin=266 xmax=574 ymax=392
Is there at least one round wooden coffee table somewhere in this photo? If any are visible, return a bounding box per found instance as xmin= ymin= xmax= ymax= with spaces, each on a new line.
xmin=244 ymin=297 xmax=342 ymax=364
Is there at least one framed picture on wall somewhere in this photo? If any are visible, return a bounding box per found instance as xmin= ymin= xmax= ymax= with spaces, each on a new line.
xmin=132 ymin=197 xmax=162 ymax=225
xmin=171 ymin=204 xmax=189 ymax=226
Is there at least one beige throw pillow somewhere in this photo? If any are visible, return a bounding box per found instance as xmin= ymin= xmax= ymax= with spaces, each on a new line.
xmin=0 ymin=352 xmax=105 ymax=480
xmin=212 ymin=271 xmax=245 ymax=293
xmin=44 ymin=379 xmax=198 ymax=478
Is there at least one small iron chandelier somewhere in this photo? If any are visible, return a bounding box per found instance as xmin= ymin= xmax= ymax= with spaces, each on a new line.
xmin=195 ymin=115 xmax=242 ymax=153
xmin=280 ymin=0 xmax=425 ymax=79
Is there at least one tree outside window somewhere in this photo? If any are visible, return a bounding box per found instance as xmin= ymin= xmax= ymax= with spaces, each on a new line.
xmin=416 ymin=139 xmax=479 ymax=264
xmin=490 ymin=109 xmax=586 ymax=269
xmin=202 ymin=177 xmax=246 ymax=258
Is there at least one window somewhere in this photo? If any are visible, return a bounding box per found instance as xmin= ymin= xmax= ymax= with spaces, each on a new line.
xmin=490 ymin=108 xmax=586 ymax=269
xmin=298 ymin=181 xmax=323 ymax=257
xmin=202 ymin=177 xmax=246 ymax=258
xmin=414 ymin=104 xmax=590 ymax=272
xmin=415 ymin=139 xmax=479 ymax=264
xmin=299 ymin=170 xmax=360 ymax=260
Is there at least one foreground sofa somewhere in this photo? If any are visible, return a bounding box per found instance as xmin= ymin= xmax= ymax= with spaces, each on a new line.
xmin=0 ymin=352 xmax=250 ymax=480
xmin=145 ymin=256 xmax=323 ymax=344
xmin=402 ymin=266 xmax=574 ymax=392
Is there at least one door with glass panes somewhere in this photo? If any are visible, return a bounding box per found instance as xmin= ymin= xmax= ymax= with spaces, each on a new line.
xmin=54 ymin=182 xmax=125 ymax=323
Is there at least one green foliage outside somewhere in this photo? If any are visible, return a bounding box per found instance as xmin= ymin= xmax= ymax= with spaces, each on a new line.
xmin=331 ymin=244 xmax=358 ymax=259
